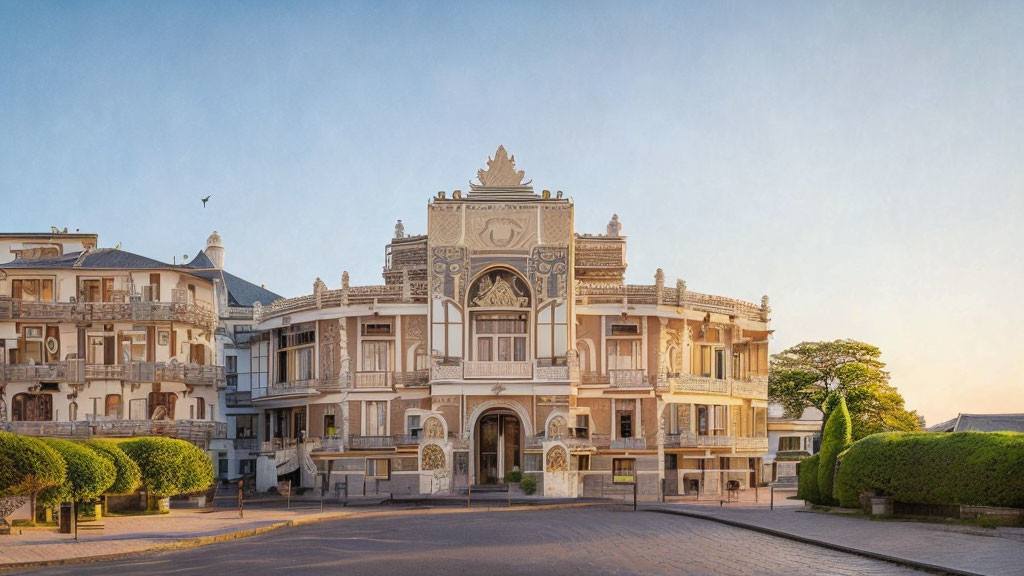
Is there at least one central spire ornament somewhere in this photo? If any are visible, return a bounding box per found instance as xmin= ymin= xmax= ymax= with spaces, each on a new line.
xmin=472 ymin=145 xmax=532 ymax=189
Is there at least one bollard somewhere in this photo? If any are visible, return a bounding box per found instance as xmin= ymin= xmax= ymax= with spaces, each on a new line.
xmin=771 ymin=485 xmax=774 ymax=511
xmin=238 ymin=480 xmax=244 ymax=519
xmin=633 ymin=482 xmax=637 ymax=512
xmin=468 ymin=484 xmax=472 ymax=508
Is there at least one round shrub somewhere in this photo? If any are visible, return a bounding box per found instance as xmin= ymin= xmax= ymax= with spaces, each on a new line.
xmin=0 ymin=432 xmax=66 ymax=520
xmin=520 ymin=475 xmax=537 ymax=495
xmin=796 ymin=453 xmax=821 ymax=503
xmin=38 ymin=438 xmax=116 ymax=507
xmin=84 ymin=439 xmax=142 ymax=495
xmin=835 ymin=431 xmax=1024 ymax=509
xmin=119 ymin=437 xmax=214 ymax=499
xmin=818 ymin=397 xmax=852 ymax=504
xmin=505 ymin=469 xmax=523 ymax=483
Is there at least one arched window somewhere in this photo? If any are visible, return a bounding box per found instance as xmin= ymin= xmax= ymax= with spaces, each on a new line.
xmin=11 ymin=393 xmax=53 ymax=422
xmin=467 ymin=269 xmax=531 ymax=363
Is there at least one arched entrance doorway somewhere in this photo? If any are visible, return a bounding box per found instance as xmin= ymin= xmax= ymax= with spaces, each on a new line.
xmin=476 ymin=409 xmax=522 ymax=484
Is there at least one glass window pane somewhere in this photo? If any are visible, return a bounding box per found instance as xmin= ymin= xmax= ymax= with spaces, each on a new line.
xmin=514 ymin=337 xmax=526 ymax=362
xmin=498 ymin=337 xmax=511 ymax=361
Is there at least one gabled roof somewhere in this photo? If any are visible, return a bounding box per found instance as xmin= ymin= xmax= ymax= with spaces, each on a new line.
xmin=0 ymin=248 xmax=173 ymax=270
xmin=187 ymin=249 xmax=282 ymax=308
xmin=927 ymin=413 xmax=1024 ymax=433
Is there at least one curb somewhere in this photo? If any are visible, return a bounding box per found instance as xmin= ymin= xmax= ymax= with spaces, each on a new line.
xmin=0 ymin=501 xmax=598 ymax=573
xmin=644 ymin=507 xmax=986 ymax=576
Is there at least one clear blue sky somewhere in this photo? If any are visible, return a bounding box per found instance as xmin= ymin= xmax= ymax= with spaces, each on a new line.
xmin=2 ymin=1 xmax=1022 ymax=425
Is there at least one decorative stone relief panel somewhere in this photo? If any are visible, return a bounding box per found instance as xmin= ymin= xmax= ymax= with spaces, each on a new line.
xmin=429 ymin=205 xmax=463 ymax=245
xmin=464 ymin=204 xmax=538 ymax=250
xmin=545 ymin=445 xmax=568 ymax=472
xmin=431 ymin=246 xmax=469 ymax=301
xmin=529 ymin=246 xmax=568 ymax=300
xmin=318 ymin=319 xmax=342 ymax=386
xmin=421 ymin=444 xmax=446 ymax=470
xmin=424 ymin=416 xmax=445 ymax=439
xmin=540 ymin=205 xmax=572 ymax=246
xmin=547 ymin=415 xmax=568 ymax=438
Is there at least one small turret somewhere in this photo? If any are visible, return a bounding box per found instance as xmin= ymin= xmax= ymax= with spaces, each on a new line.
xmin=205 ymin=231 xmax=225 ymax=269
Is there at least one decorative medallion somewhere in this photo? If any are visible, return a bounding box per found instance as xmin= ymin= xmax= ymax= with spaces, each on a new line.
xmin=424 ymin=416 xmax=445 ymax=439
xmin=547 ymin=415 xmax=567 ymax=438
xmin=422 ymin=444 xmax=446 ymax=471
xmin=545 ymin=445 xmax=568 ymax=472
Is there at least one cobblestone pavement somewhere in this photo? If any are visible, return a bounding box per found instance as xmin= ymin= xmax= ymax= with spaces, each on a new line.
xmin=647 ymin=503 xmax=1024 ymax=576
xmin=17 ymin=508 xmax=928 ymax=576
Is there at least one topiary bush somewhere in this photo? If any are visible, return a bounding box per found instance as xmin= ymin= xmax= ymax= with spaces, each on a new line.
xmin=38 ymin=438 xmax=116 ymax=508
xmin=835 ymin=431 xmax=1024 ymax=509
xmin=505 ymin=468 xmax=523 ymax=483
xmin=83 ymin=439 xmax=142 ymax=495
xmin=818 ymin=397 xmax=852 ymax=505
xmin=520 ymin=475 xmax=537 ymax=495
xmin=796 ymin=453 xmax=821 ymax=503
xmin=119 ymin=437 xmax=214 ymax=503
xmin=0 ymin=432 xmax=67 ymax=521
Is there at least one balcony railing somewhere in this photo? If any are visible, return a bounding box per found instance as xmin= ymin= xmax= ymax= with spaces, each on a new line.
xmin=463 ymin=361 xmax=533 ymax=379
xmin=354 ymin=371 xmax=392 ymax=389
xmin=0 ymin=419 xmax=226 ymax=449
xmin=731 ymin=375 xmax=769 ymax=399
xmin=610 ymin=437 xmax=647 ymax=450
xmin=1 ymin=361 xmax=224 ymax=387
xmin=348 ymin=434 xmax=420 ymax=450
xmin=0 ymin=297 xmax=216 ymax=329
xmin=669 ymin=374 xmax=731 ymax=395
xmin=394 ymin=369 xmax=429 ymax=387
xmin=734 ymin=436 xmax=769 ymax=450
xmin=609 ymin=369 xmax=649 ymax=388
xmin=666 ymin=432 xmax=735 ymax=448
xmin=233 ymin=438 xmax=260 ymax=452
xmin=534 ymin=361 xmax=569 ymax=380
xmin=267 ymin=379 xmax=318 ymax=396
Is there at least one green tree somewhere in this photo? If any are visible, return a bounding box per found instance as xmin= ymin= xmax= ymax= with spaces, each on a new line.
xmin=796 ymin=454 xmax=821 ymax=503
xmin=119 ymin=437 xmax=214 ymax=506
xmin=0 ymin=432 xmax=66 ymax=522
xmin=817 ymin=397 xmax=852 ymax=505
xmin=38 ymin=439 xmax=116 ymax=508
xmin=769 ymin=339 xmax=921 ymax=439
xmin=83 ymin=439 xmax=142 ymax=495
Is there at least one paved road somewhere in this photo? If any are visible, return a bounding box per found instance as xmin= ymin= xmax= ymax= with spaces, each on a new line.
xmin=18 ymin=508 xmax=928 ymax=576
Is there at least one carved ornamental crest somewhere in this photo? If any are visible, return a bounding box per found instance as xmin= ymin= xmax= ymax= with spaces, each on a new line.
xmin=471 ymin=273 xmax=529 ymax=308
xmin=473 ymin=145 xmax=531 ymax=188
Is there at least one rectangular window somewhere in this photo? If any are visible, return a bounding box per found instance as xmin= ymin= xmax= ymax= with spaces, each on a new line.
xmin=366 ymin=458 xmax=390 ymax=479
xmin=779 ymin=437 xmax=801 ymax=451
xmin=366 ymin=401 xmax=387 ymax=436
xmin=576 ymin=454 xmax=591 ymax=471
xmin=362 ymin=323 xmax=392 ymax=336
xmin=408 ymin=415 xmax=422 ymax=438
xmin=609 ymin=323 xmax=639 ymax=335
xmin=226 ymin=356 xmax=238 ymax=375
xmin=574 ymin=414 xmax=589 ymax=439
xmin=665 ymin=453 xmax=678 ymax=470
xmin=714 ymin=349 xmax=726 ymax=380
xmin=235 ymin=414 xmax=257 ymax=438
xmin=613 ymin=458 xmax=636 ymax=484
xmin=361 ymin=341 xmax=390 ymax=372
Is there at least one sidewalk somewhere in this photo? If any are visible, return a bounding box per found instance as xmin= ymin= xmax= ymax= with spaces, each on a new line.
xmin=0 ymin=498 xmax=594 ymax=573
xmin=645 ymin=501 xmax=1024 ymax=576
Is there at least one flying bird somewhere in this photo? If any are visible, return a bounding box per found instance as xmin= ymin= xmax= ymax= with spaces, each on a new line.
xmin=201 ymin=195 xmax=211 ymax=207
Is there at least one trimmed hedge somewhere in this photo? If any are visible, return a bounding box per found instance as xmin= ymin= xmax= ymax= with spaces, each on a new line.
xmin=39 ymin=438 xmax=116 ymax=506
xmin=835 ymin=431 xmax=1024 ymax=509
xmin=0 ymin=432 xmax=66 ymax=521
xmin=796 ymin=453 xmax=820 ymax=503
xmin=84 ymin=439 xmax=142 ymax=495
xmin=520 ymin=475 xmax=537 ymax=495
xmin=119 ymin=437 xmax=214 ymax=498
xmin=818 ymin=397 xmax=852 ymax=504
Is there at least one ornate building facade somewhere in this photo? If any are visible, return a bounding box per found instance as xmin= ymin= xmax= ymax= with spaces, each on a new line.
xmin=252 ymin=147 xmax=772 ymax=499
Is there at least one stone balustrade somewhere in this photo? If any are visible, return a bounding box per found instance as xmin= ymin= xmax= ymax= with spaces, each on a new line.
xmin=0 ymin=297 xmax=216 ymax=330
xmin=463 ymin=360 xmax=533 ymax=379
xmin=354 ymin=371 xmax=393 ymax=389
xmin=1 ymin=361 xmax=224 ymax=387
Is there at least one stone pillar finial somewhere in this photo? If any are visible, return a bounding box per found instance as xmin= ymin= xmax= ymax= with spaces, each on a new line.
xmin=606 ymin=214 xmax=621 ymax=237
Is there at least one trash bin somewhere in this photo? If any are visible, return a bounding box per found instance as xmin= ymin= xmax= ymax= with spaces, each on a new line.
xmin=59 ymin=503 xmax=73 ymax=534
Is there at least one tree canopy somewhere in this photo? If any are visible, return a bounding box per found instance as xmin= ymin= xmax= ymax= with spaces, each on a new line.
xmin=0 ymin=431 xmax=66 ymax=521
xmin=769 ymin=339 xmax=921 ymax=440
xmin=84 ymin=439 xmax=142 ymax=495
xmin=119 ymin=437 xmax=214 ymax=499
xmin=38 ymin=438 xmax=116 ymax=507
